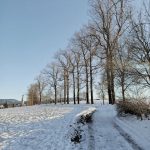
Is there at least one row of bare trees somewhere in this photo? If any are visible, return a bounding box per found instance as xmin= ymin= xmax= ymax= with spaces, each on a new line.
xmin=27 ymin=0 xmax=150 ymax=105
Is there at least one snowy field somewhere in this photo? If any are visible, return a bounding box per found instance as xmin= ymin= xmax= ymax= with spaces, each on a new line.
xmin=0 ymin=102 xmax=150 ymax=150
xmin=0 ymin=103 xmax=96 ymax=150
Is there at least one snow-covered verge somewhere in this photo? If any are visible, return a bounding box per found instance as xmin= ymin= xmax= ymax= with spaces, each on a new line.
xmin=67 ymin=107 xmax=96 ymax=149
xmin=115 ymin=113 xmax=150 ymax=150
xmin=74 ymin=107 xmax=96 ymax=124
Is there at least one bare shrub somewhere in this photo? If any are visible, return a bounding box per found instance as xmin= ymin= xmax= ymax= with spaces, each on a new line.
xmin=116 ymin=101 xmax=150 ymax=120
xmin=69 ymin=108 xmax=96 ymax=144
xmin=79 ymin=114 xmax=93 ymax=124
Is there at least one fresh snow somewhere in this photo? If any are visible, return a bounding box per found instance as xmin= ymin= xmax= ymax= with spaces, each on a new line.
xmin=74 ymin=107 xmax=96 ymax=123
xmin=0 ymin=104 xmax=96 ymax=150
xmin=81 ymin=105 xmax=133 ymax=150
xmin=0 ymin=102 xmax=150 ymax=150
xmin=115 ymin=115 xmax=150 ymax=150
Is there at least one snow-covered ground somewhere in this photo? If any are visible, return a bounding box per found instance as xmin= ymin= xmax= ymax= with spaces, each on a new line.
xmin=91 ymin=105 xmax=134 ymax=150
xmin=0 ymin=103 xmax=97 ymax=150
xmin=0 ymin=102 xmax=150 ymax=150
xmin=115 ymin=114 xmax=150 ymax=150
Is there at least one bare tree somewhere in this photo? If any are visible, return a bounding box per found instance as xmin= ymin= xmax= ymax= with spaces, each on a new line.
xmin=74 ymin=31 xmax=90 ymax=104
xmin=114 ymin=42 xmax=134 ymax=101
xmin=68 ymin=51 xmax=76 ymax=104
xmin=96 ymin=72 xmax=107 ymax=105
xmin=72 ymin=49 xmax=83 ymax=104
xmin=89 ymin=0 xmax=130 ymax=104
xmin=57 ymin=83 xmax=64 ymax=103
xmin=72 ymin=28 xmax=98 ymax=104
xmin=56 ymin=50 xmax=71 ymax=104
xmin=27 ymin=83 xmax=39 ymax=105
xmin=128 ymin=4 xmax=150 ymax=89
xmin=35 ymin=74 xmax=47 ymax=104
xmin=43 ymin=63 xmax=60 ymax=104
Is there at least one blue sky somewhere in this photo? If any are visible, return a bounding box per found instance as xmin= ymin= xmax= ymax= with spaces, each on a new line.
xmin=0 ymin=0 xmax=89 ymax=100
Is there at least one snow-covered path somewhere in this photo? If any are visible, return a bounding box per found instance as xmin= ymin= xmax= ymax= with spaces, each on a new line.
xmin=91 ymin=105 xmax=134 ymax=150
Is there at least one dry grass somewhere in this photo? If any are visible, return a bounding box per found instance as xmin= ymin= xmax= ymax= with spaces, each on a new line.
xmin=116 ymin=100 xmax=150 ymax=120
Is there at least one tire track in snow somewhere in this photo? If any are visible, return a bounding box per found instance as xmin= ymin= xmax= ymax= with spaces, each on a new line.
xmin=87 ymin=122 xmax=95 ymax=150
xmin=90 ymin=105 xmax=134 ymax=150
xmin=114 ymin=123 xmax=144 ymax=150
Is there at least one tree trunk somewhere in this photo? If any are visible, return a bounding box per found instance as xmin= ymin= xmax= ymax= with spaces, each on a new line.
xmin=106 ymin=49 xmax=113 ymax=104
xmin=60 ymin=92 xmax=62 ymax=103
xmin=90 ymin=54 xmax=94 ymax=104
xmin=107 ymin=70 xmax=112 ymax=104
xmin=54 ymin=85 xmax=57 ymax=104
xmin=39 ymin=92 xmax=42 ymax=104
xmin=67 ymin=71 xmax=69 ymax=104
xmin=110 ymin=49 xmax=115 ymax=104
xmin=121 ymin=73 xmax=125 ymax=101
xmin=64 ymin=69 xmax=66 ymax=104
xmin=85 ymin=64 xmax=89 ymax=104
xmin=103 ymin=95 xmax=105 ymax=105
xmin=110 ymin=69 xmax=115 ymax=104
xmin=72 ymin=70 xmax=76 ymax=104
xmin=77 ymin=64 xmax=80 ymax=104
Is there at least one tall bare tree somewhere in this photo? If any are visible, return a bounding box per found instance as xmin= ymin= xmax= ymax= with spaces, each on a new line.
xmin=76 ymin=29 xmax=97 ymax=104
xmin=89 ymin=0 xmax=130 ymax=104
xmin=56 ymin=50 xmax=71 ymax=104
xmin=68 ymin=51 xmax=76 ymax=104
xmin=74 ymin=31 xmax=90 ymax=104
xmin=43 ymin=63 xmax=60 ymax=104
xmin=70 ymin=47 xmax=83 ymax=104
xmin=114 ymin=42 xmax=134 ymax=101
xmin=128 ymin=4 xmax=150 ymax=89
xmin=35 ymin=74 xmax=47 ymax=104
